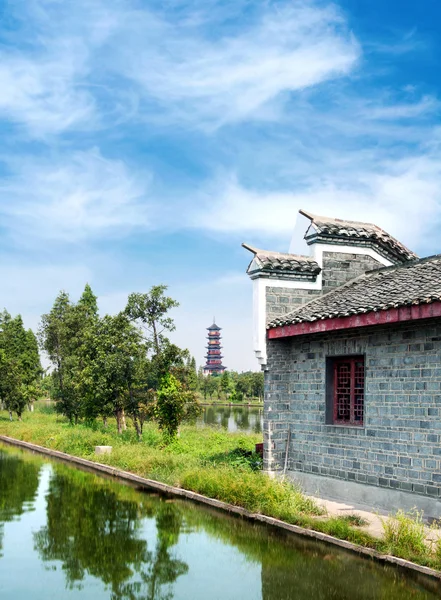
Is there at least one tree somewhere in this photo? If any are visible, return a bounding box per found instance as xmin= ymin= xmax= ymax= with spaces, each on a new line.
xmin=0 ymin=351 xmax=26 ymax=420
xmin=125 ymin=286 xmax=179 ymax=355
xmin=39 ymin=291 xmax=78 ymax=422
xmin=0 ymin=313 xmax=42 ymax=419
xmin=220 ymin=371 xmax=232 ymax=399
xmin=39 ymin=285 xmax=98 ymax=424
xmin=80 ymin=313 xmax=145 ymax=435
xmin=154 ymin=373 xmax=197 ymax=441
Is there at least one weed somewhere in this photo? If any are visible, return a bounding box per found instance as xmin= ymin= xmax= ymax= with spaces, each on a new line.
xmin=339 ymin=514 xmax=368 ymax=527
xmin=381 ymin=509 xmax=428 ymax=560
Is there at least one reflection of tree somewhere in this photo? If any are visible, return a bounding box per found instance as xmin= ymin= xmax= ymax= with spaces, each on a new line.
xmin=117 ymin=502 xmax=188 ymax=600
xmin=220 ymin=408 xmax=230 ymax=429
xmin=34 ymin=467 xmax=188 ymax=599
xmin=233 ymin=407 xmax=250 ymax=431
xmin=178 ymin=503 xmax=440 ymax=600
xmin=0 ymin=450 xmax=40 ymax=554
xmin=204 ymin=407 xmax=216 ymax=426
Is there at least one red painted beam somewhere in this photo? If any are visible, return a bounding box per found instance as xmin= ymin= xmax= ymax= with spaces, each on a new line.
xmin=268 ymin=301 xmax=441 ymax=339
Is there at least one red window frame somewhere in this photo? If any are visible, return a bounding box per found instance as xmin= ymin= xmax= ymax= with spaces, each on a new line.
xmin=333 ymin=357 xmax=365 ymax=426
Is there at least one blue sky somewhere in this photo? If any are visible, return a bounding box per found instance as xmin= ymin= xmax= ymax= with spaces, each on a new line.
xmin=1 ymin=0 xmax=441 ymax=371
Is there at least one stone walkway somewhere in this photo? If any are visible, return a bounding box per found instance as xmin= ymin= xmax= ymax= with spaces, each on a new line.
xmin=309 ymin=494 xmax=441 ymax=545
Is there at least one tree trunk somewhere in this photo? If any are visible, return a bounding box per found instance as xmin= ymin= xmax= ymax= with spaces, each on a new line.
xmin=132 ymin=415 xmax=142 ymax=440
xmin=103 ymin=416 xmax=108 ymax=428
xmin=121 ymin=409 xmax=127 ymax=431
xmin=9 ymin=410 xmax=13 ymax=421
xmin=116 ymin=409 xmax=122 ymax=434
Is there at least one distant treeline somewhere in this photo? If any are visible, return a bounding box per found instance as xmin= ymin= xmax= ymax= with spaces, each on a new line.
xmin=196 ymin=370 xmax=263 ymax=402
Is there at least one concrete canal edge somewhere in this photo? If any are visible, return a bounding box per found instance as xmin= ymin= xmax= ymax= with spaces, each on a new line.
xmin=1 ymin=434 xmax=440 ymax=583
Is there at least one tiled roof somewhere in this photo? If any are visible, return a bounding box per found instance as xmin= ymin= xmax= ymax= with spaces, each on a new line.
xmin=268 ymin=255 xmax=441 ymax=328
xmin=300 ymin=209 xmax=417 ymax=263
xmin=242 ymin=244 xmax=321 ymax=275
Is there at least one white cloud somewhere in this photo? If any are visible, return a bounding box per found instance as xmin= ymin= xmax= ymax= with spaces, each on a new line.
xmin=0 ymin=149 xmax=152 ymax=241
xmin=190 ymin=152 xmax=441 ymax=255
xmin=113 ymin=1 xmax=360 ymax=127
xmin=0 ymin=33 xmax=94 ymax=136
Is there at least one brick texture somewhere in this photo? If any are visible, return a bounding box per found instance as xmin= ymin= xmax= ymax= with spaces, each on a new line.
xmin=265 ymin=250 xmax=383 ymax=324
xmin=321 ymin=251 xmax=381 ymax=291
xmin=264 ymin=320 xmax=441 ymax=498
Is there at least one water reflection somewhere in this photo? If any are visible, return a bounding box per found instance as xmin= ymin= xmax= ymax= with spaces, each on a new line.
xmin=0 ymin=444 xmax=440 ymax=600
xmin=198 ymin=406 xmax=263 ymax=434
xmin=34 ymin=468 xmax=188 ymax=599
xmin=0 ymin=451 xmax=40 ymax=554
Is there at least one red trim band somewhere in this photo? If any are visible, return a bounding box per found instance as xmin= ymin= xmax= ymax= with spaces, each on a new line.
xmin=268 ymin=301 xmax=441 ymax=339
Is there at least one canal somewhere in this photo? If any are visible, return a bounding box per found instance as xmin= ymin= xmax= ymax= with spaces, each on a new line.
xmin=0 ymin=443 xmax=439 ymax=600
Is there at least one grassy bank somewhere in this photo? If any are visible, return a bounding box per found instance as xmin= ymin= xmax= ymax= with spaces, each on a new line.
xmin=1 ymin=406 xmax=441 ymax=572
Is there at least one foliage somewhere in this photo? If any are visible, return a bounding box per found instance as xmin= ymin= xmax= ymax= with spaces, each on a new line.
xmin=125 ymin=285 xmax=179 ymax=355
xmin=0 ymin=311 xmax=42 ymax=419
xmin=154 ymin=373 xmax=200 ymax=441
xmin=197 ymin=370 xmax=264 ymax=403
xmin=38 ymin=287 xmax=97 ymax=424
xmin=37 ymin=284 xmax=198 ymax=436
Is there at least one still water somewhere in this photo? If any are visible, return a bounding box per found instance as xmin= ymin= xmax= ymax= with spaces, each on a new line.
xmin=198 ymin=405 xmax=263 ymax=434
xmin=0 ymin=443 xmax=440 ymax=600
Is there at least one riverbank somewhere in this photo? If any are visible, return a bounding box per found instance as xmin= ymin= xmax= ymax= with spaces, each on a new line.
xmin=1 ymin=408 xmax=441 ymax=575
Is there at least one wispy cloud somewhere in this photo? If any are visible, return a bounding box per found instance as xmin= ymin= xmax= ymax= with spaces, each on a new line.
xmin=189 ymin=148 xmax=441 ymax=255
xmin=115 ymin=0 xmax=360 ymax=127
xmin=0 ymin=149 xmax=152 ymax=242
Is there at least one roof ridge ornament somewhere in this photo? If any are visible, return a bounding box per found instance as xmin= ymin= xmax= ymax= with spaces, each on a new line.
xmin=297 ymin=209 xmax=417 ymax=264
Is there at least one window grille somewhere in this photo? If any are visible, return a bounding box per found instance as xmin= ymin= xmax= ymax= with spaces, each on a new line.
xmin=333 ymin=357 xmax=364 ymax=426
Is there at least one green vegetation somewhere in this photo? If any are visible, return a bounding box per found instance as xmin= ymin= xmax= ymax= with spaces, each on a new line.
xmin=0 ymin=406 xmax=321 ymax=524
xmin=198 ymin=370 xmax=264 ymax=403
xmin=38 ymin=284 xmax=200 ymax=441
xmin=381 ymin=510 xmax=431 ymax=563
xmin=2 ymin=407 xmax=441 ymax=571
xmin=0 ymin=311 xmax=42 ymax=420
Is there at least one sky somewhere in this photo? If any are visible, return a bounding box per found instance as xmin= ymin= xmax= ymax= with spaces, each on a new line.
xmin=1 ymin=0 xmax=441 ymax=372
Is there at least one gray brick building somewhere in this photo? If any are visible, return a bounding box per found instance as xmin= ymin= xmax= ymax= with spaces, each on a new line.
xmin=244 ymin=210 xmax=441 ymax=515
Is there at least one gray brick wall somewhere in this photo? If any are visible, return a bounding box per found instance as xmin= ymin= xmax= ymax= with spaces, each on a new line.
xmin=321 ymin=251 xmax=382 ymax=291
xmin=265 ymin=251 xmax=383 ymax=324
xmin=264 ymin=320 xmax=441 ymax=498
xmin=266 ymin=287 xmax=321 ymax=324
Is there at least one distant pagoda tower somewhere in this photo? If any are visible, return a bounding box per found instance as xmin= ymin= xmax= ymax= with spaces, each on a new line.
xmin=203 ymin=320 xmax=226 ymax=375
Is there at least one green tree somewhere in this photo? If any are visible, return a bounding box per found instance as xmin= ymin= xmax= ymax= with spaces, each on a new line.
xmin=154 ymin=373 xmax=197 ymax=441
xmin=81 ymin=313 xmax=145 ymax=435
xmin=39 ymin=291 xmax=77 ymax=422
xmin=220 ymin=371 xmax=232 ymax=399
xmin=39 ymin=285 xmax=98 ymax=424
xmin=0 ymin=313 xmax=42 ymax=419
xmin=125 ymin=286 xmax=179 ymax=355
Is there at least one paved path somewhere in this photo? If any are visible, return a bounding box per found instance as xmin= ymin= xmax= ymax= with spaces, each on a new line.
xmin=310 ymin=494 xmax=441 ymax=544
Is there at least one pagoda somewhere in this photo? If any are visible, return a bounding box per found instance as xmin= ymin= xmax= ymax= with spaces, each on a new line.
xmin=203 ymin=321 xmax=226 ymax=375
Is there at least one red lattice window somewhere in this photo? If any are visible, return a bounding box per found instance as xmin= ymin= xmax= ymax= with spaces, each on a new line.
xmin=333 ymin=357 xmax=364 ymax=426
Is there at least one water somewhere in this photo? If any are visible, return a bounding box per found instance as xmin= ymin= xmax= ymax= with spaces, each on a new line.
xmin=198 ymin=405 xmax=263 ymax=434
xmin=0 ymin=444 xmax=440 ymax=600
